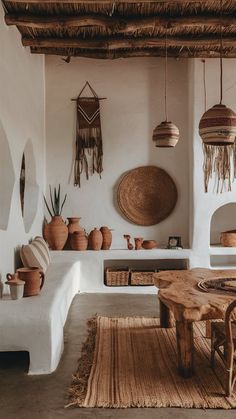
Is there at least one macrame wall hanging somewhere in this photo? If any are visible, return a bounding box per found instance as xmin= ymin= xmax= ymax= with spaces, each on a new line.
xmin=72 ymin=82 xmax=106 ymax=187
xmin=198 ymin=4 xmax=236 ymax=193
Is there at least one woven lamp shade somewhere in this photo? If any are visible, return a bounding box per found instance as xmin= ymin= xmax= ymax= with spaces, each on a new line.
xmin=152 ymin=121 xmax=179 ymax=148
xmin=199 ymin=104 xmax=236 ymax=146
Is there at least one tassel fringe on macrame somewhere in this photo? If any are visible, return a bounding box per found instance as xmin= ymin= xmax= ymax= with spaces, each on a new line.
xmin=203 ymin=144 xmax=236 ymax=193
xmin=74 ymin=127 xmax=103 ymax=187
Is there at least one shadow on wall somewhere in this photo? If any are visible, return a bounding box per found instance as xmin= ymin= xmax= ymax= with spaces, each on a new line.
xmin=22 ymin=139 xmax=39 ymax=233
xmin=210 ymin=202 xmax=236 ymax=245
xmin=0 ymin=119 xmax=15 ymax=230
xmin=147 ymin=59 xmax=190 ymax=248
xmin=14 ymin=245 xmax=23 ymax=271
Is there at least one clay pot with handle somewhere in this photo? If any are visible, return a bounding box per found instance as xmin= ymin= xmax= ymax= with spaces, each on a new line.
xmin=100 ymin=226 xmax=112 ymax=250
xmin=17 ymin=267 xmax=45 ymax=297
xmin=88 ymin=228 xmax=103 ymax=251
xmin=70 ymin=230 xmax=88 ymax=251
xmin=43 ymin=216 xmax=68 ymax=250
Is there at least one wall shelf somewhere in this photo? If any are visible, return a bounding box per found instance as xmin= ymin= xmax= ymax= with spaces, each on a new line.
xmin=210 ymin=245 xmax=236 ymax=255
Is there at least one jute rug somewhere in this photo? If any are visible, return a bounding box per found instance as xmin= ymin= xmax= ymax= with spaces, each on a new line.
xmin=67 ymin=316 xmax=236 ymax=409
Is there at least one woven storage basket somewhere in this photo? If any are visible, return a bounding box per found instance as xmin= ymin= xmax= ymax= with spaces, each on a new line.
xmin=130 ymin=270 xmax=156 ymax=286
xmin=220 ymin=230 xmax=236 ymax=247
xmin=105 ymin=267 xmax=129 ymax=286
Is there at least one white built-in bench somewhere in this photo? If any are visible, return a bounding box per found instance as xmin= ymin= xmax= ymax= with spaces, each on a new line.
xmin=0 ymin=248 xmax=191 ymax=375
xmin=0 ymin=259 xmax=80 ymax=374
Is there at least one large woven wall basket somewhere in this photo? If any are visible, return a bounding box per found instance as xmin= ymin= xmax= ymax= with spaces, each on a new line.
xmin=117 ymin=166 xmax=178 ymax=226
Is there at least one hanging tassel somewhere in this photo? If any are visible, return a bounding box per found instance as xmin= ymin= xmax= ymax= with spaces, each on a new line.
xmin=203 ymin=144 xmax=235 ymax=193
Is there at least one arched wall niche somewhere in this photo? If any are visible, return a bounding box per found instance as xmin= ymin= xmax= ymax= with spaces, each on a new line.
xmin=22 ymin=139 xmax=39 ymax=233
xmin=0 ymin=120 xmax=15 ymax=230
xmin=210 ymin=203 xmax=236 ymax=245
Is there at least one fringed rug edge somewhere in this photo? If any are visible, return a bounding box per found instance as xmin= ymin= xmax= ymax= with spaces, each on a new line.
xmin=65 ymin=316 xmax=97 ymax=408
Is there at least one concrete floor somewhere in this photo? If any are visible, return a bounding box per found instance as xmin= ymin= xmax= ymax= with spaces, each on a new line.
xmin=0 ymin=293 xmax=235 ymax=418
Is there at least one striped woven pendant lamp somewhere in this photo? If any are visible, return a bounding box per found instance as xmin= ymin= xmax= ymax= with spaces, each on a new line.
xmin=198 ymin=19 xmax=236 ymax=193
xmin=152 ymin=34 xmax=179 ymax=148
xmin=153 ymin=121 xmax=179 ymax=148
xmin=199 ymin=103 xmax=236 ymax=146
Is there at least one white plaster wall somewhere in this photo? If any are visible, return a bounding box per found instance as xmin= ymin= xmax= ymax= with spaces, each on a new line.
xmin=190 ymin=58 xmax=236 ymax=267
xmin=45 ymin=56 xmax=189 ymax=249
xmin=0 ymin=6 xmax=45 ymax=279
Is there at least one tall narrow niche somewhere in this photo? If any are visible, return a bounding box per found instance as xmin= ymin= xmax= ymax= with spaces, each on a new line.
xmin=0 ymin=120 xmax=15 ymax=230
xmin=20 ymin=153 xmax=25 ymax=217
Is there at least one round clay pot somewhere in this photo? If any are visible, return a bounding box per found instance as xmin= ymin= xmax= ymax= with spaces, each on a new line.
xmin=44 ymin=216 xmax=68 ymax=250
xmin=17 ymin=267 xmax=44 ymax=297
xmin=88 ymin=228 xmax=103 ymax=251
xmin=70 ymin=231 xmax=88 ymax=251
xmin=100 ymin=226 xmax=112 ymax=250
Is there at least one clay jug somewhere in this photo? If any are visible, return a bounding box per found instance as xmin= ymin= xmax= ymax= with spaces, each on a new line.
xmin=88 ymin=228 xmax=103 ymax=251
xmin=70 ymin=230 xmax=88 ymax=251
xmin=43 ymin=216 xmax=68 ymax=250
xmin=100 ymin=226 xmax=112 ymax=250
xmin=17 ymin=267 xmax=45 ymax=297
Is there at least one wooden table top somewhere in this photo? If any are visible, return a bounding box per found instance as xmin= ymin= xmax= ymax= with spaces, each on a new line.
xmin=154 ymin=268 xmax=236 ymax=322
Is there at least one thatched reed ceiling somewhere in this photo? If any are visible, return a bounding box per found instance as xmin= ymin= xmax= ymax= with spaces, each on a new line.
xmin=3 ymin=0 xmax=236 ymax=59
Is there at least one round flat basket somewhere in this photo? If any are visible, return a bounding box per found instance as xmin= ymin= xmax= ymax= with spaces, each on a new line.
xmin=117 ymin=166 xmax=177 ymax=226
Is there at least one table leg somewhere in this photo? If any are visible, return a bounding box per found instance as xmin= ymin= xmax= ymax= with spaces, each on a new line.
xmin=159 ymin=299 xmax=175 ymax=328
xmin=176 ymin=320 xmax=194 ymax=378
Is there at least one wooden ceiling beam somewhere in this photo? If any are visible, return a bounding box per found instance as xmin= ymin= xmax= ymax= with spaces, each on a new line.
xmin=5 ymin=0 xmax=208 ymax=4
xmin=22 ymin=36 xmax=236 ymax=49
xmin=30 ymin=47 xmax=236 ymax=59
xmin=5 ymin=13 xmax=236 ymax=31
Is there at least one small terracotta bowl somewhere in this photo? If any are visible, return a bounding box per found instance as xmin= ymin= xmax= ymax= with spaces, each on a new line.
xmin=142 ymin=240 xmax=158 ymax=250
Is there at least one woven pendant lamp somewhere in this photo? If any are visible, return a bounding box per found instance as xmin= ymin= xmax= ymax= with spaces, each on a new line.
xmin=152 ymin=35 xmax=179 ymax=148
xmin=199 ymin=103 xmax=236 ymax=147
xmin=153 ymin=121 xmax=179 ymax=148
xmin=198 ymin=13 xmax=236 ymax=193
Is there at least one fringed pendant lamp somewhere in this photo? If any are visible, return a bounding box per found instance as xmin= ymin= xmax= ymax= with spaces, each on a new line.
xmin=152 ymin=34 xmax=179 ymax=148
xmin=198 ymin=5 xmax=236 ymax=192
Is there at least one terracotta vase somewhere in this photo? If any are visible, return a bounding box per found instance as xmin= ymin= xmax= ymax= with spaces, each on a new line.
xmin=70 ymin=230 xmax=88 ymax=251
xmin=88 ymin=228 xmax=103 ymax=251
xmin=67 ymin=217 xmax=83 ymax=234
xmin=17 ymin=267 xmax=45 ymax=297
xmin=43 ymin=216 xmax=68 ymax=250
xmin=100 ymin=226 xmax=112 ymax=250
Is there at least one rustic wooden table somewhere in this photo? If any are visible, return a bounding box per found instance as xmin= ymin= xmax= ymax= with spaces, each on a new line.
xmin=154 ymin=268 xmax=236 ymax=378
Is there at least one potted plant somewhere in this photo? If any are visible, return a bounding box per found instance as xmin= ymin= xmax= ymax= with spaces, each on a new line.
xmin=43 ymin=185 xmax=68 ymax=250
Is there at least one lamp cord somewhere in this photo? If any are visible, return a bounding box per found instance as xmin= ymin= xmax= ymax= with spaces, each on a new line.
xmin=220 ymin=0 xmax=223 ymax=104
xmin=202 ymin=59 xmax=207 ymax=111
xmin=164 ymin=32 xmax=168 ymax=122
